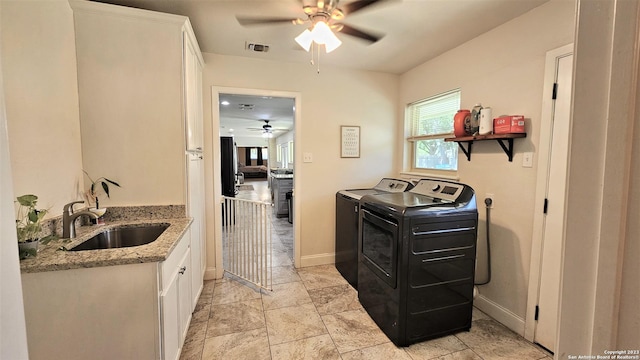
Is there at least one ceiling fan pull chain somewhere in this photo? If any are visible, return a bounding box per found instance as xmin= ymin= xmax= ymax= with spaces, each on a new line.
xmin=317 ymin=43 xmax=321 ymax=74
xmin=310 ymin=41 xmax=315 ymax=66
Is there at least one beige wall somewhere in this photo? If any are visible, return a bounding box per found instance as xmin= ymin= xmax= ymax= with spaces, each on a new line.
xmin=1 ymin=0 xmax=83 ymax=218
xmin=73 ymin=2 xmax=186 ymax=207
xmin=398 ymin=0 xmax=575 ymax=326
xmin=202 ymin=54 xmax=399 ymax=265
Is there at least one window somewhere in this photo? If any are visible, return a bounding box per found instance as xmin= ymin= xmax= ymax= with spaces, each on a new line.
xmin=288 ymin=141 xmax=294 ymax=161
xmin=250 ymin=148 xmax=257 ymax=160
xmin=261 ymin=147 xmax=268 ymax=160
xmin=407 ymin=90 xmax=460 ymax=171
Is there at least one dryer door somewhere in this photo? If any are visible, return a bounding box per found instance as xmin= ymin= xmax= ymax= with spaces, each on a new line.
xmin=361 ymin=207 xmax=399 ymax=288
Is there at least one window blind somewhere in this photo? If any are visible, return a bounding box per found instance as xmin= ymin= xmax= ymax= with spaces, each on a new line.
xmin=409 ymin=90 xmax=460 ymax=137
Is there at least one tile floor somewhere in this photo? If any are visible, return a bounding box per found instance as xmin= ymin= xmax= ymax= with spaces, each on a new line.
xmin=180 ymin=264 xmax=552 ymax=360
xmin=181 ymin=179 xmax=552 ymax=359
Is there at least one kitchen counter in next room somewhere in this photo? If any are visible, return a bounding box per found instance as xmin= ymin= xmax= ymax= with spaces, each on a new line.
xmin=20 ymin=217 xmax=192 ymax=274
xmin=271 ymin=173 xmax=294 ymax=217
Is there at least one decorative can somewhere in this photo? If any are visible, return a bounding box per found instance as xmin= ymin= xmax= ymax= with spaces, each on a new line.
xmin=468 ymin=103 xmax=482 ymax=135
xmin=454 ymin=110 xmax=470 ymax=137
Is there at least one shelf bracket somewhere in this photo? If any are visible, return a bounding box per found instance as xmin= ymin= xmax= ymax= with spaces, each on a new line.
xmin=456 ymin=141 xmax=473 ymax=161
xmin=496 ymin=138 xmax=515 ymax=162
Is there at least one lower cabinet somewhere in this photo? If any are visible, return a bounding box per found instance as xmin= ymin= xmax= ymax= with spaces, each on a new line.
xmin=21 ymin=224 xmax=200 ymax=360
xmin=161 ymin=228 xmax=193 ymax=360
xmin=272 ymin=175 xmax=293 ymax=217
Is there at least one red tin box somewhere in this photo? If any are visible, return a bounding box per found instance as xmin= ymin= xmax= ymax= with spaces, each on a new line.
xmin=493 ymin=115 xmax=525 ymax=134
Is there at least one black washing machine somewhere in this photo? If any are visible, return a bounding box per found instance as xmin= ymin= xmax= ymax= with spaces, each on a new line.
xmin=358 ymin=178 xmax=477 ymax=346
xmin=335 ymin=178 xmax=413 ymax=289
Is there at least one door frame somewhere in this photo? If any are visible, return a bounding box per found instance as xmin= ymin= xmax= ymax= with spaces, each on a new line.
xmin=211 ymin=86 xmax=302 ymax=278
xmin=524 ymin=43 xmax=574 ymax=343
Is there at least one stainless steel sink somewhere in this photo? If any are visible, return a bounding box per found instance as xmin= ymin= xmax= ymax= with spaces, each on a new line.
xmin=68 ymin=224 xmax=169 ymax=251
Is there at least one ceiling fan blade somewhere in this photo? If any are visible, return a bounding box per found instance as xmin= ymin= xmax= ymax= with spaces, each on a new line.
xmin=341 ymin=0 xmax=386 ymax=15
xmin=338 ymin=24 xmax=383 ymax=43
xmin=236 ymin=17 xmax=301 ymax=26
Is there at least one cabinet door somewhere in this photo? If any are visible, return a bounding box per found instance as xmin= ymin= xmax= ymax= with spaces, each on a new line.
xmin=178 ymin=248 xmax=192 ymax=343
xmin=187 ymin=155 xmax=205 ymax=310
xmin=184 ymin=31 xmax=203 ymax=151
xmin=161 ymin=272 xmax=180 ymax=360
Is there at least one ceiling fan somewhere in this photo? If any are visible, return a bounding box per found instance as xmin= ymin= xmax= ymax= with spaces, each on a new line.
xmin=247 ymin=120 xmax=289 ymax=137
xmin=236 ymin=0 xmax=387 ymax=51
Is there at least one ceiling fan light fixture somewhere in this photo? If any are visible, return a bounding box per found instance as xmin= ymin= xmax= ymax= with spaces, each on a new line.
xmin=295 ymin=29 xmax=314 ymax=52
xmin=324 ymin=32 xmax=342 ymax=53
xmin=310 ymin=20 xmax=333 ymax=44
xmin=295 ymin=20 xmax=341 ymax=53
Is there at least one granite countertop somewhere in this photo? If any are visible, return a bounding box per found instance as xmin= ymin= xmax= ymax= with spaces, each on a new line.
xmin=20 ymin=217 xmax=192 ymax=273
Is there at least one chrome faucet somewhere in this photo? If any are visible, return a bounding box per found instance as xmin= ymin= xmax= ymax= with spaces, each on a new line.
xmin=62 ymin=201 xmax=98 ymax=239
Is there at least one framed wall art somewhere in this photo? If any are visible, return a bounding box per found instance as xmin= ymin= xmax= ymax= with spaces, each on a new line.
xmin=341 ymin=126 xmax=360 ymax=158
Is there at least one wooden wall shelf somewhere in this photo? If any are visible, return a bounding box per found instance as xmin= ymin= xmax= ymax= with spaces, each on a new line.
xmin=445 ymin=133 xmax=527 ymax=162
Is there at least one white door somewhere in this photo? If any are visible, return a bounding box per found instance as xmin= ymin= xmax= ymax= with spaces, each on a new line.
xmin=535 ymin=52 xmax=573 ymax=352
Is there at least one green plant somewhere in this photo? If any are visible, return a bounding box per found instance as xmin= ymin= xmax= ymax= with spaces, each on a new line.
xmin=83 ymin=170 xmax=121 ymax=209
xmin=15 ymin=194 xmax=48 ymax=243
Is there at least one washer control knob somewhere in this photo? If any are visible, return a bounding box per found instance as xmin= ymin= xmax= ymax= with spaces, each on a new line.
xmin=431 ymin=184 xmax=441 ymax=192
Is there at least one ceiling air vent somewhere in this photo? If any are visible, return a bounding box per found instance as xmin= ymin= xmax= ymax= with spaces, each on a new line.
xmin=246 ymin=42 xmax=270 ymax=53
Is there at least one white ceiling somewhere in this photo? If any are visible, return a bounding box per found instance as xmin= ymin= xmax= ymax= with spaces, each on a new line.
xmin=218 ymin=94 xmax=295 ymax=140
xmin=93 ymin=0 xmax=549 ymax=74
xmin=91 ymin=0 xmax=549 ymax=139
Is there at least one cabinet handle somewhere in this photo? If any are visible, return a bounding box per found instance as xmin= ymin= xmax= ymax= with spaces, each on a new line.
xmin=179 ymin=266 xmax=187 ymax=275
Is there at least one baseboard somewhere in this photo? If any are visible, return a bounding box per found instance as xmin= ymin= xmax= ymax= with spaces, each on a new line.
xmin=300 ymin=253 xmax=335 ymax=267
xmin=204 ymin=267 xmax=218 ymax=280
xmin=474 ymin=293 xmax=526 ymax=336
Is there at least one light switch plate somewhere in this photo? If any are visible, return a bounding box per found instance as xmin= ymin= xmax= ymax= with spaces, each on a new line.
xmin=303 ymin=152 xmax=313 ymax=163
xmin=522 ymin=152 xmax=533 ymax=168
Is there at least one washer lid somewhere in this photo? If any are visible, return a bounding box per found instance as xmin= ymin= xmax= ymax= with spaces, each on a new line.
xmin=338 ymin=178 xmax=414 ymax=200
xmin=338 ymin=189 xmax=383 ymax=200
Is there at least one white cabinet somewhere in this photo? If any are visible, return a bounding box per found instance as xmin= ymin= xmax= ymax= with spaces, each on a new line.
xmin=161 ymin=230 xmax=192 ymax=360
xmin=160 ymin=227 xmax=192 ymax=360
xmin=21 ymin=225 xmax=194 ymax=360
xmin=161 ymin=275 xmax=180 ymax=360
xmin=184 ymin=31 xmax=204 ymax=152
xmin=184 ymin=18 xmax=206 ymax=311
xmin=187 ymin=153 xmax=206 ymax=309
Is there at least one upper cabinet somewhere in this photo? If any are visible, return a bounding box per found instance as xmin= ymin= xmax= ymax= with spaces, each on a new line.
xmin=70 ymin=0 xmax=204 ymax=206
xmin=184 ymin=31 xmax=204 ymax=152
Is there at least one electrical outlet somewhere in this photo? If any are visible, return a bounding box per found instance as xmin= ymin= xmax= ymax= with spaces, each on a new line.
xmin=303 ymin=152 xmax=313 ymax=163
xmin=522 ymin=152 xmax=533 ymax=168
xmin=485 ymin=193 xmax=494 ymax=208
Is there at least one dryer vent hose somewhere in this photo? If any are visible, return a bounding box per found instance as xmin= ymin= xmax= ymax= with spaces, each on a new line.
xmin=475 ymin=197 xmax=492 ymax=285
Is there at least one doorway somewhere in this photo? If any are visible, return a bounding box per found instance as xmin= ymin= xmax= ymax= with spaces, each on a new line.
xmin=525 ymin=44 xmax=574 ymax=353
xmin=211 ymin=87 xmax=301 ymax=281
